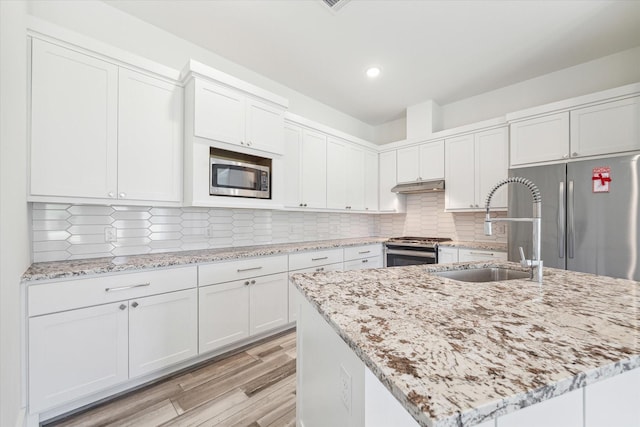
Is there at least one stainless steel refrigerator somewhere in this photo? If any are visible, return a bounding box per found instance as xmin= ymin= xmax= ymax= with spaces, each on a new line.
xmin=508 ymin=154 xmax=640 ymax=281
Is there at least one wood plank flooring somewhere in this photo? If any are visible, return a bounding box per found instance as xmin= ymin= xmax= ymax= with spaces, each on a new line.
xmin=44 ymin=330 xmax=297 ymax=427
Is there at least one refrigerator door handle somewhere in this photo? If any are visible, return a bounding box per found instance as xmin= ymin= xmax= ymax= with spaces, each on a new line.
xmin=558 ymin=181 xmax=565 ymax=259
xmin=567 ymin=180 xmax=575 ymax=259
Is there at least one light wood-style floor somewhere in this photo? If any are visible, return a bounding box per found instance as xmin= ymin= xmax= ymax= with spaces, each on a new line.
xmin=44 ymin=330 xmax=297 ymax=427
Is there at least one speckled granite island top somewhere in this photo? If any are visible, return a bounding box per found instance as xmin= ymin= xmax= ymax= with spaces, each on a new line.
xmin=22 ymin=237 xmax=387 ymax=282
xmin=290 ymin=262 xmax=640 ymax=427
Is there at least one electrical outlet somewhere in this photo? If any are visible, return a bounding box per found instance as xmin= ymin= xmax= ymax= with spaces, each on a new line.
xmin=205 ymin=225 xmax=214 ymax=238
xmin=339 ymin=364 xmax=351 ymax=412
xmin=494 ymin=223 xmax=506 ymax=235
xmin=104 ymin=227 xmax=117 ymax=242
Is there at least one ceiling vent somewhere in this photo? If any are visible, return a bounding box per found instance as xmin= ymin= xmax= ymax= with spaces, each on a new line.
xmin=321 ymin=0 xmax=351 ymax=12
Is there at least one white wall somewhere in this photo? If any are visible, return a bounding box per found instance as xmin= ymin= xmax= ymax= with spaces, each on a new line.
xmin=26 ymin=0 xmax=375 ymax=142
xmin=373 ymin=116 xmax=406 ymax=144
xmin=439 ymin=46 xmax=640 ymax=130
xmin=0 ymin=1 xmax=30 ymax=426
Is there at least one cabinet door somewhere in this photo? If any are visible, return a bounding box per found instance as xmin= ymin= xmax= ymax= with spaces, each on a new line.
xmin=29 ymin=302 xmax=128 ymax=412
xmin=246 ymin=99 xmax=285 ymax=154
xmin=118 ymin=68 xmax=183 ymax=203
xmin=437 ymin=247 xmax=458 ymax=264
xmin=249 ymin=272 xmax=289 ymax=335
xmin=283 ymin=123 xmax=303 ymax=207
xmin=30 ymin=39 xmax=118 ymax=199
xmin=419 ymin=140 xmax=445 ymax=180
xmin=364 ymin=151 xmax=379 ymax=211
xmin=129 ymin=289 xmax=198 ymax=378
xmin=476 ymin=127 xmax=508 ymax=209
xmin=571 ymin=96 xmax=640 ymax=158
xmin=497 ymin=388 xmax=582 ymax=427
xmin=396 ymin=146 xmax=420 ymax=183
xmin=199 ymin=281 xmax=249 ymax=354
xmin=346 ymin=144 xmax=365 ymax=210
xmin=326 ymin=138 xmax=348 ymax=209
xmin=379 ymin=151 xmax=404 ymax=212
xmin=193 ymin=79 xmax=244 ymax=145
xmin=445 ymin=134 xmax=475 ymax=209
xmin=510 ymin=112 xmax=570 ymax=166
xmin=301 ymin=129 xmax=327 ymax=208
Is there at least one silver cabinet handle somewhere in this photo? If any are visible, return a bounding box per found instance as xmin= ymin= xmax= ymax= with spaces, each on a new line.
xmin=119 ymin=192 xmax=126 ymax=198
xmin=358 ymin=250 xmax=371 ymax=254
xmin=119 ymin=304 xmax=126 ymax=310
xmin=105 ymin=282 xmax=150 ymax=292
xmin=572 ymin=152 xmax=578 ymax=157
xmin=311 ymin=257 xmax=329 ymax=261
xmin=362 ymin=259 xmax=368 ymax=263
xmin=131 ymin=301 xmax=139 ymax=308
xmin=568 ymin=180 xmax=575 ymax=259
xmin=251 ymin=279 xmax=256 ymax=284
xmin=237 ymin=266 xmax=263 ymax=273
xmin=108 ymin=192 xmax=115 ymax=198
xmin=315 ymin=267 xmax=325 ymax=272
xmin=244 ymin=281 xmax=250 ymax=286
xmin=563 ymin=154 xmax=569 ymax=159
xmin=558 ymin=181 xmax=565 ymax=259
xmin=469 ymin=251 xmax=494 ymax=256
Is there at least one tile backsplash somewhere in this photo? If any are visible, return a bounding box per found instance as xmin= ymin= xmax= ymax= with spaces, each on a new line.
xmin=31 ymin=192 xmax=506 ymax=262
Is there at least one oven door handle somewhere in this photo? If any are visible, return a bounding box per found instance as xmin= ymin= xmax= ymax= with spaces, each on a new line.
xmin=385 ymin=249 xmax=436 ymax=258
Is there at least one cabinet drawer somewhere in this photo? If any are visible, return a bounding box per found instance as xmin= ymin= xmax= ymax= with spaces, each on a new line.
xmin=344 ymin=256 xmax=383 ymax=271
xmin=288 ymin=248 xmax=343 ymax=271
xmin=344 ymin=244 xmax=382 ymax=261
xmin=28 ymin=266 xmax=197 ymax=317
xmin=199 ymin=254 xmax=288 ymax=286
xmin=458 ymin=248 xmax=507 ymax=262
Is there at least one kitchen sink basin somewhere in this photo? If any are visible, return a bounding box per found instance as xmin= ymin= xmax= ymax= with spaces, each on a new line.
xmin=431 ymin=267 xmax=531 ymax=283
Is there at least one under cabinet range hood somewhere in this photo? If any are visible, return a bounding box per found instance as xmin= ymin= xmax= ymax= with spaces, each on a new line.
xmin=391 ymin=180 xmax=445 ymax=194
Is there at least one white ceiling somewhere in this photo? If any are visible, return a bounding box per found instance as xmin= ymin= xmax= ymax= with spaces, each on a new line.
xmin=105 ymin=0 xmax=640 ymax=126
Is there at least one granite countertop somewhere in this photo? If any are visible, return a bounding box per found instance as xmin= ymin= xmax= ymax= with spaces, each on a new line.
xmin=22 ymin=237 xmax=388 ymax=282
xmin=290 ymin=262 xmax=640 ymax=427
xmin=439 ymin=241 xmax=507 ymax=252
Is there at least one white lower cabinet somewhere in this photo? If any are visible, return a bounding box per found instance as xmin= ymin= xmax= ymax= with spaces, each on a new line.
xmin=584 ymin=367 xmax=640 ymax=426
xmin=198 ymin=256 xmax=289 ymax=354
xmin=249 ymin=272 xmax=289 ymax=335
xmin=128 ymin=289 xmax=198 ymax=378
xmin=29 ymin=302 xmax=129 ymax=413
xmin=199 ymin=281 xmax=250 ymax=354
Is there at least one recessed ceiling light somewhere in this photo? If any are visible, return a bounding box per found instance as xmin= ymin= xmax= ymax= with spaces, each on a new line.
xmin=366 ymin=67 xmax=381 ymax=78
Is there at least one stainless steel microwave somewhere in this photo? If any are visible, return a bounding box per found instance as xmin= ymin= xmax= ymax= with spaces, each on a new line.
xmin=209 ymin=157 xmax=270 ymax=199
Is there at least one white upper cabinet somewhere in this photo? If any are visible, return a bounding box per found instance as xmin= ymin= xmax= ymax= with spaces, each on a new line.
xmin=396 ymin=140 xmax=444 ymax=183
xmin=446 ymin=127 xmax=508 ymax=210
xmin=363 ymin=150 xmax=379 ymax=211
xmin=30 ymin=39 xmax=118 ymax=200
xmin=190 ymin=77 xmax=285 ymax=155
xmin=300 ymin=129 xmax=328 ymax=209
xmin=327 ymin=137 xmax=369 ymax=211
xmin=570 ymin=96 xmax=640 ymax=158
xmin=510 ymin=112 xmax=570 ymax=166
xmin=283 ymin=124 xmax=327 ymax=209
xmin=118 ymin=68 xmax=183 ymax=203
xmin=378 ymin=151 xmax=406 ymax=213
xmin=510 ymin=87 xmax=640 ymax=167
xmin=29 ymin=39 xmax=183 ymax=205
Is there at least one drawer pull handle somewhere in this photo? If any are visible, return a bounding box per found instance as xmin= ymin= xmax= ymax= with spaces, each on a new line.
xmin=312 ymin=257 xmax=329 ymax=261
xmin=119 ymin=304 xmax=126 ymax=310
xmin=362 ymin=259 xmax=368 ymax=263
xmin=469 ymin=252 xmax=494 ymax=256
xmin=237 ymin=266 xmax=263 ymax=273
xmin=315 ymin=267 xmax=325 ymax=272
xmin=244 ymin=281 xmax=250 ymax=286
xmin=131 ymin=301 xmax=139 ymax=308
xmin=251 ymin=280 xmax=256 ymax=285
xmin=358 ymin=250 xmax=371 ymax=254
xmin=105 ymin=282 xmax=150 ymax=292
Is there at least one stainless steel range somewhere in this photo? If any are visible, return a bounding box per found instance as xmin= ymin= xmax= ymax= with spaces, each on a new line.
xmin=384 ymin=237 xmax=452 ymax=267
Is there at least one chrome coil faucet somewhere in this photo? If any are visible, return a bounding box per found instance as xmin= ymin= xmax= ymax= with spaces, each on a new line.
xmin=484 ymin=177 xmax=543 ymax=283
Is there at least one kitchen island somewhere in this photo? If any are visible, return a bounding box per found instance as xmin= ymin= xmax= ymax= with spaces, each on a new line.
xmin=290 ymin=262 xmax=640 ymax=427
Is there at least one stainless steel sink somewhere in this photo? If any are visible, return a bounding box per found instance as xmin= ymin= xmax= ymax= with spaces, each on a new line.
xmin=431 ymin=267 xmax=531 ymax=282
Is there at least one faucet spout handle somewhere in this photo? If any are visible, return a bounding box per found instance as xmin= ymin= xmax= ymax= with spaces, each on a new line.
xmin=518 ymin=246 xmax=529 ymax=267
